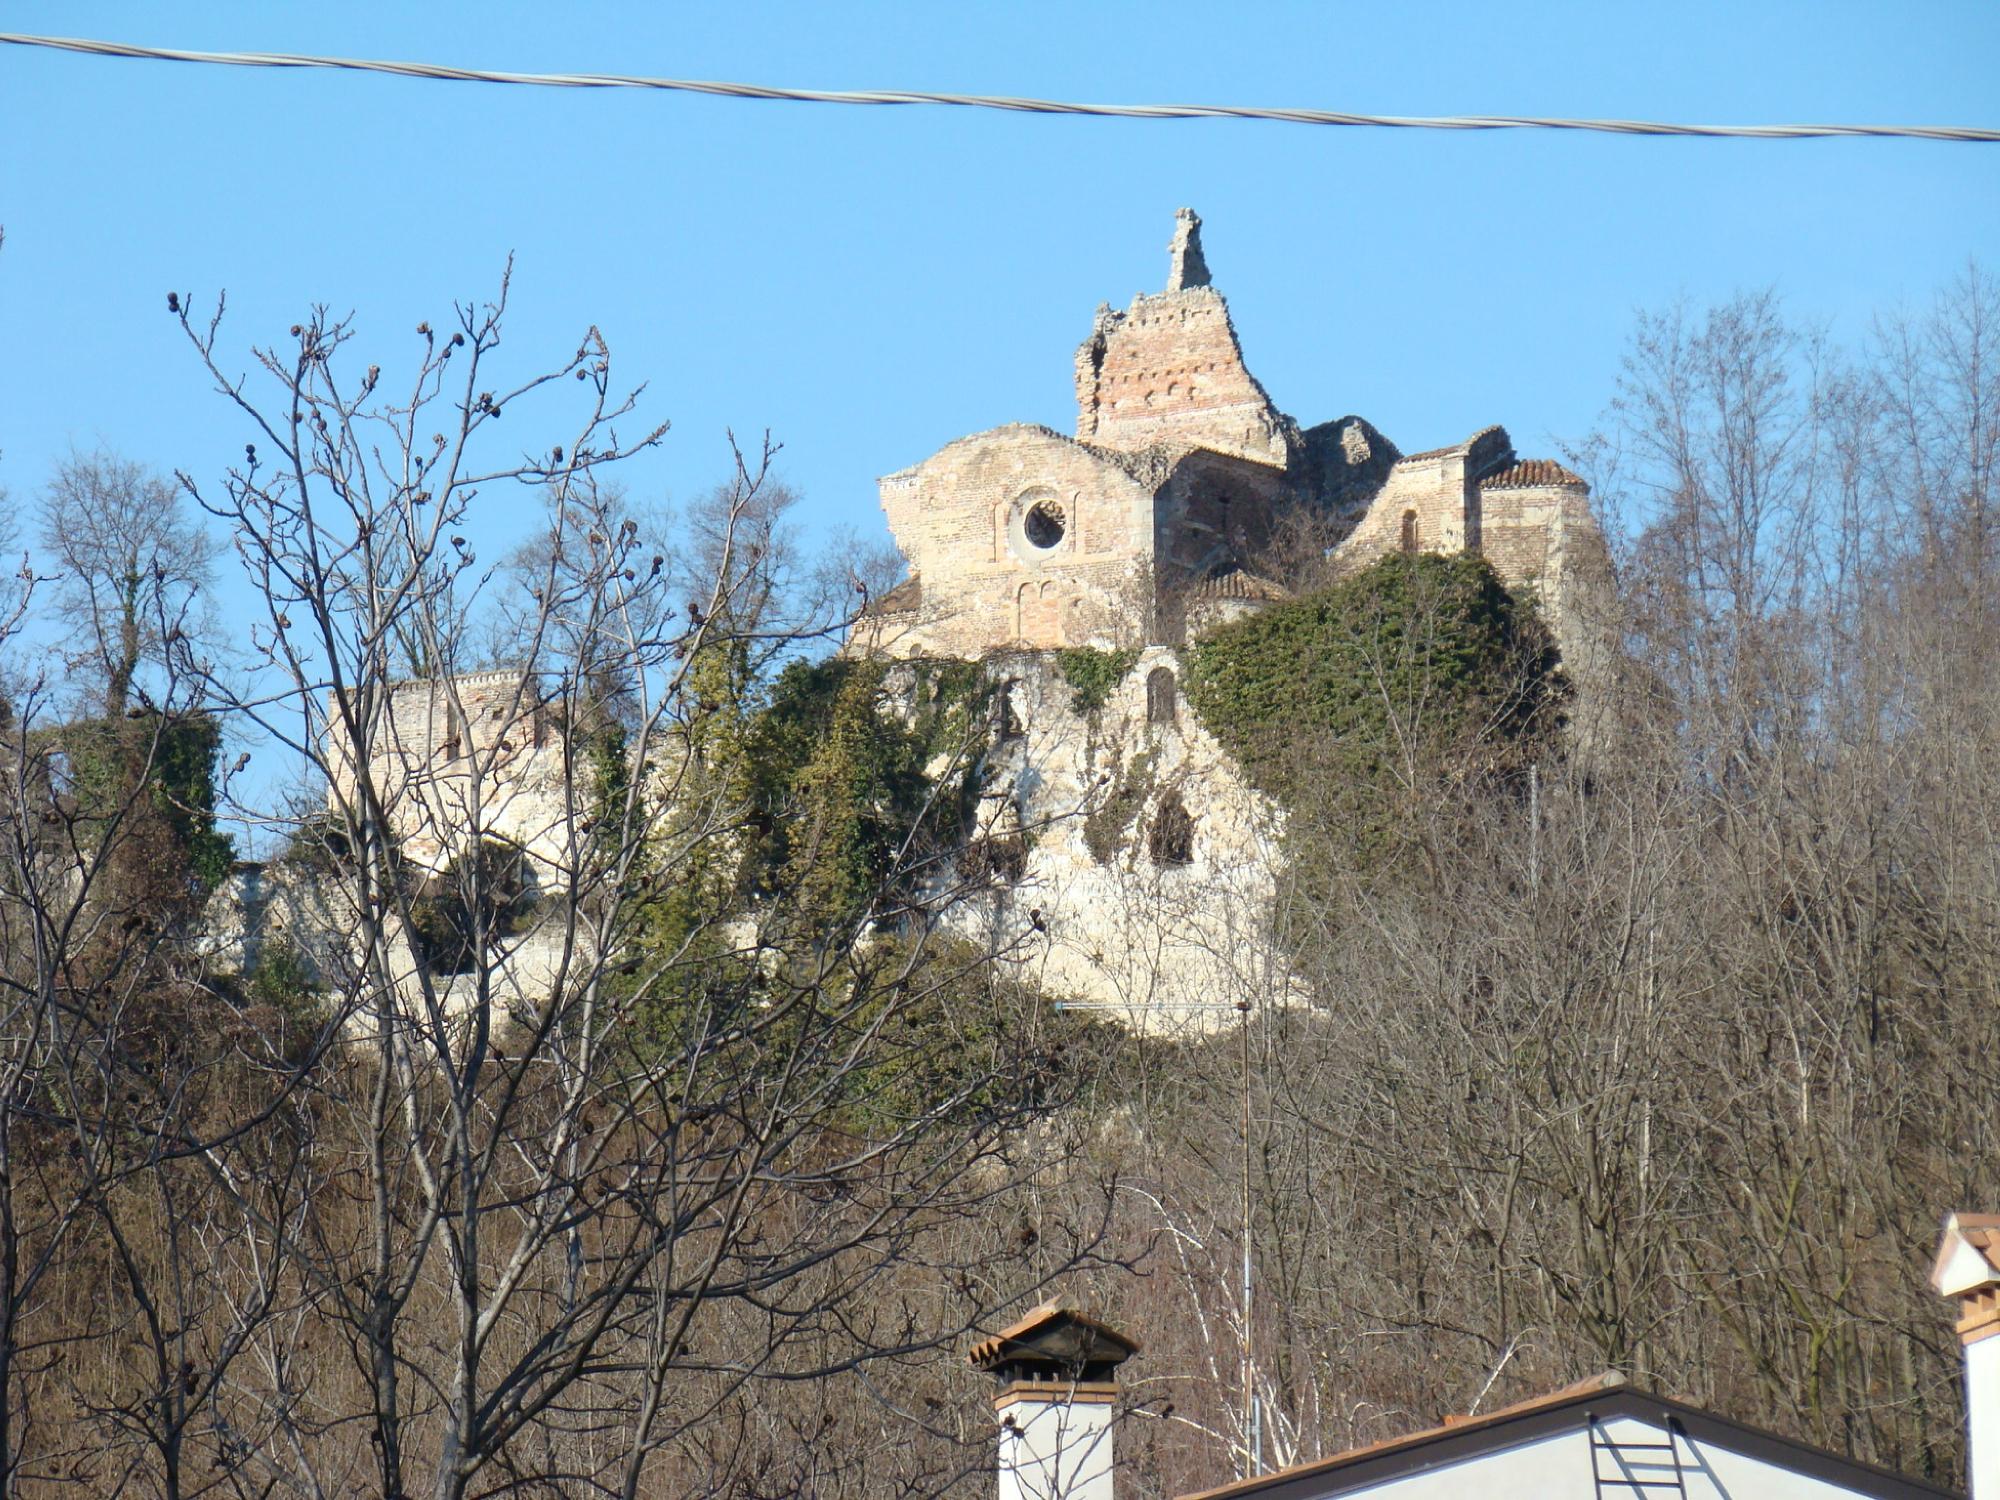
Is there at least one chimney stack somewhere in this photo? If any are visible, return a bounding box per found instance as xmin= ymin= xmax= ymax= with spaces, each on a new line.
xmin=1934 ymin=1212 xmax=2000 ymax=1498
xmin=970 ymin=1304 xmax=1138 ymax=1500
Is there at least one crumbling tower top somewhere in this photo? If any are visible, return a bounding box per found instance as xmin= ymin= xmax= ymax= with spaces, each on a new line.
xmin=1072 ymin=208 xmax=1289 ymax=466
xmin=1166 ymin=207 xmax=1210 ymax=292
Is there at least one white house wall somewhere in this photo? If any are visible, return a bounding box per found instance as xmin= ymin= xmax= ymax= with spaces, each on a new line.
xmin=1319 ymin=1415 xmax=1901 ymax=1500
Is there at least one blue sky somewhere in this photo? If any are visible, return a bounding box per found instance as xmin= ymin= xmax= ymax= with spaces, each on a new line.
xmin=3 ymin=1 xmax=1997 ymax=626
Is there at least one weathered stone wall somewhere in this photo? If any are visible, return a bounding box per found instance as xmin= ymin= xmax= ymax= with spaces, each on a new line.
xmin=846 ymin=210 xmax=1621 ymax=1027
xmin=327 ymin=671 xmax=578 ymax=875
xmin=1151 ymin=449 xmax=1295 ymax=586
xmin=1333 ymin=426 xmax=1513 ymax=571
xmin=1074 ymin=286 xmax=1292 ymax=468
xmin=202 ymin=859 xmax=362 ymax=988
xmin=1478 ymin=465 xmax=1614 ymax=685
xmin=203 ymin=850 xmax=582 ymax=1034
xmin=874 ymin=425 xmax=1160 ymax=657
xmin=1478 ymin=461 xmax=1588 ymax=602
xmin=1073 ymin=208 xmax=1292 ymax=468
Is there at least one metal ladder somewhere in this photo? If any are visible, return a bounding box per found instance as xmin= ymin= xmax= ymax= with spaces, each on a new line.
xmin=1588 ymin=1411 xmax=1689 ymax=1497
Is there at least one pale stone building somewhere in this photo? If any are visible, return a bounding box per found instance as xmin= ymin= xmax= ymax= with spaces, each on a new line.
xmin=208 ymin=670 xmax=586 ymax=1026
xmin=210 ymin=214 xmax=1606 ymax=1032
xmin=857 ymin=210 xmax=1607 ymax=1029
xmin=860 ymin=208 xmax=1602 ymax=663
xmin=323 ymin=670 xmax=579 ymax=877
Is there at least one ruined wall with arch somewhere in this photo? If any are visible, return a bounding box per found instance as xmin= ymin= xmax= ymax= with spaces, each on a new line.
xmin=869 ymin=424 xmax=1158 ymax=658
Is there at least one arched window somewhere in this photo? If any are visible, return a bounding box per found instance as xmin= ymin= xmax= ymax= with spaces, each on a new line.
xmin=1040 ymin=580 xmax=1065 ymax=647
xmin=1017 ymin=581 xmax=1063 ymax=646
xmin=1400 ymin=509 xmax=1420 ymax=553
xmin=1147 ymin=666 xmax=1178 ymax=725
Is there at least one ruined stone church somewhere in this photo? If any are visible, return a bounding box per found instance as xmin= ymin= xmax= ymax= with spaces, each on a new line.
xmin=207 ymin=212 xmax=1606 ymax=1031
xmin=860 ymin=208 xmax=1598 ymax=662
xmin=857 ymin=210 xmax=1605 ymax=1027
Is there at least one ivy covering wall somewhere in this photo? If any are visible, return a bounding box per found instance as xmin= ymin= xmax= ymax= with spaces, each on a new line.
xmin=55 ymin=711 xmax=236 ymax=896
xmin=611 ymin=653 xmax=997 ymax=1042
xmin=1055 ymin=647 xmax=1140 ymax=715
xmin=1183 ymin=552 xmax=1565 ymax=863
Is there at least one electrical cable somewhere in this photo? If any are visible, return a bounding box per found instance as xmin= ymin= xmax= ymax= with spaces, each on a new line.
xmin=3 ymin=31 xmax=1996 ymax=143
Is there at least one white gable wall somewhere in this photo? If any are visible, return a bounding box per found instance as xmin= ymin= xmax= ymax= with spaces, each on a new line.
xmin=1333 ymin=1415 xmax=1897 ymax=1500
xmin=1970 ymin=1333 xmax=2000 ymax=1500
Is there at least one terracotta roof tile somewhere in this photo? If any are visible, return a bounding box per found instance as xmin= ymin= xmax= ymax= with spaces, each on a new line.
xmin=864 ymin=575 xmax=922 ymax=616
xmin=1397 ymin=442 xmax=1462 ymax=463
xmin=1483 ymin=458 xmax=1587 ymax=490
xmin=1189 ymin=569 xmax=1289 ymax=602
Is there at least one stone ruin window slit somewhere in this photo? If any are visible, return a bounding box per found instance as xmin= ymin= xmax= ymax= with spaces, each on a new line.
xmin=1401 ymin=509 xmax=1420 ymax=553
xmin=995 ymin=680 xmax=1023 ymax=740
xmin=1147 ymin=667 xmax=1177 ymax=725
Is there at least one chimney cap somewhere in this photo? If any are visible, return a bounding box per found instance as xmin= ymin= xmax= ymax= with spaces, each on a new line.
xmin=968 ymin=1303 xmax=1140 ymax=1378
xmin=1933 ymin=1212 xmax=2000 ymax=1298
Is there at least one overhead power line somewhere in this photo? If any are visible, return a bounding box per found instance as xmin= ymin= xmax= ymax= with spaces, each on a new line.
xmin=3 ymin=30 xmax=1996 ymax=143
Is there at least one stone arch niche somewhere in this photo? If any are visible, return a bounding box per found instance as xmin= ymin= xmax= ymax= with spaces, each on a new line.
xmin=1147 ymin=788 xmax=1195 ymax=866
xmin=1147 ymin=666 xmax=1177 ymax=724
xmin=1016 ymin=580 xmax=1067 ymax=647
xmin=1401 ymin=509 xmax=1420 ymax=552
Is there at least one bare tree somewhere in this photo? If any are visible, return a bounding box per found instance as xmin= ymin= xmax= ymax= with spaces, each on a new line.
xmin=37 ymin=448 xmax=221 ymax=718
xmin=156 ymin=271 xmax=1102 ymax=1500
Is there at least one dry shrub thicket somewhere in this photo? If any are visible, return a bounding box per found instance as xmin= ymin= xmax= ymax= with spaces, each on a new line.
xmin=1068 ymin=268 xmax=2000 ymax=1498
xmin=0 ymin=280 xmax=1116 ymax=1500
xmin=0 ymin=267 xmax=1995 ymax=1498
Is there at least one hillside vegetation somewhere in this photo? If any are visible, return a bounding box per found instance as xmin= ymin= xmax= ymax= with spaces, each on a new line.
xmin=0 ymin=270 xmax=1995 ymax=1498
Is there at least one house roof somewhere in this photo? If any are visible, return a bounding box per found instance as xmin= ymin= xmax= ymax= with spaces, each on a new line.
xmin=1400 ymin=424 xmax=1512 ymax=466
xmin=1932 ymin=1210 xmax=2000 ymax=1296
xmin=863 ymin=574 xmax=922 ymax=617
xmin=1188 ymin=569 xmax=1290 ymax=603
xmin=1176 ymin=1372 xmax=1956 ymax=1500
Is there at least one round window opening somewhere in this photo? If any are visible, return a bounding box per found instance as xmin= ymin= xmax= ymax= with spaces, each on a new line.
xmin=1023 ymin=499 xmax=1067 ymax=550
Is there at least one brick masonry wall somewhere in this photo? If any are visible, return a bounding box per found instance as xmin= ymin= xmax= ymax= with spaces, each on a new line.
xmin=1074 ymin=287 xmax=1291 ymax=467
xmin=863 ymin=211 xmax=1613 ymax=698
xmin=1478 ymin=484 xmax=1568 ymax=593
xmin=1335 ymin=454 xmax=1473 ymax=567
xmin=1481 ymin=478 xmax=1613 ymax=680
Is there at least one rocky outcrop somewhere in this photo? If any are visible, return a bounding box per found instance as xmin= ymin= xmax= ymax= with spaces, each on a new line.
xmin=902 ymin=649 xmax=1293 ymax=1033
